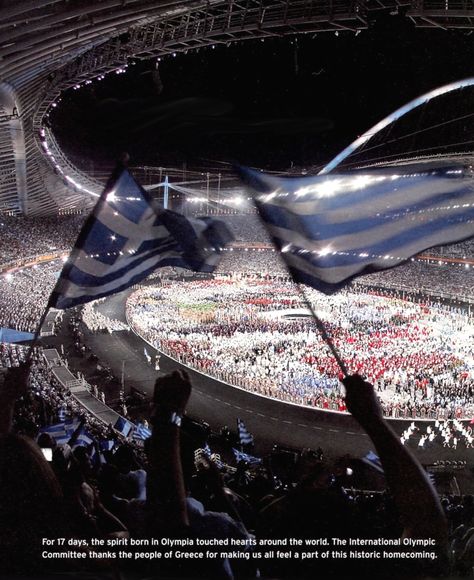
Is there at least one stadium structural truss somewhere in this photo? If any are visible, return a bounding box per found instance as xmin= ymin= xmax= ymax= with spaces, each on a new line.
xmin=2 ymin=0 xmax=474 ymax=216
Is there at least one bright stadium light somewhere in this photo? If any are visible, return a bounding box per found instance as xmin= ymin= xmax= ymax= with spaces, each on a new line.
xmin=318 ymin=246 xmax=332 ymax=257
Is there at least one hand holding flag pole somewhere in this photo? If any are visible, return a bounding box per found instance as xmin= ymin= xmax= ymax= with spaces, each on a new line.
xmin=293 ymin=284 xmax=348 ymax=376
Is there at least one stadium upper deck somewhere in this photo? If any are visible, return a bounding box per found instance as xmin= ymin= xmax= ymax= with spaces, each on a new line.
xmin=2 ymin=1 xmax=474 ymax=216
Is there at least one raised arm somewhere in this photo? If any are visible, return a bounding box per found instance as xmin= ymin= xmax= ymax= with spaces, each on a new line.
xmin=342 ymin=374 xmax=447 ymax=543
xmin=146 ymin=369 xmax=191 ymax=533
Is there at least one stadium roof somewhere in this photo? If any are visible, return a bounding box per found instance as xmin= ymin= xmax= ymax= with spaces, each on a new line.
xmin=2 ymin=0 xmax=474 ymax=216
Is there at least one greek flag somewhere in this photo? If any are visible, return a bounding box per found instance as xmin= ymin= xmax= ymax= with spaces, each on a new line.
xmin=49 ymin=166 xmax=233 ymax=309
xmin=232 ymin=448 xmax=262 ymax=466
xmin=239 ymin=164 xmax=474 ymax=294
xmin=362 ymin=450 xmax=384 ymax=474
xmin=73 ymin=427 xmax=95 ymax=448
xmin=39 ymin=417 xmax=80 ymax=445
xmin=114 ymin=416 xmax=133 ymax=437
xmin=237 ymin=418 xmax=254 ymax=446
xmin=143 ymin=347 xmax=152 ymax=364
xmin=57 ymin=405 xmax=67 ymax=422
xmin=132 ymin=422 xmax=152 ymax=441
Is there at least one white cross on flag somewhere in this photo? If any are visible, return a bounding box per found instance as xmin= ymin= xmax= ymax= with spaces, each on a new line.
xmin=49 ymin=166 xmax=233 ymax=309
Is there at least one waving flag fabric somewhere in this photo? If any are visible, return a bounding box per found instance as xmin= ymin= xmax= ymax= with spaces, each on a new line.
xmin=49 ymin=166 xmax=233 ymax=309
xmin=39 ymin=417 xmax=80 ymax=445
xmin=239 ymin=165 xmax=474 ymax=294
xmin=73 ymin=427 xmax=95 ymax=448
xmin=114 ymin=416 xmax=134 ymax=437
xmin=237 ymin=418 xmax=254 ymax=446
xmin=232 ymin=448 xmax=262 ymax=466
xmin=132 ymin=422 xmax=152 ymax=441
xmin=362 ymin=450 xmax=384 ymax=474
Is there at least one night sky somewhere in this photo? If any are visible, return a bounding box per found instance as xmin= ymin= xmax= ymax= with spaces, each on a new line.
xmin=51 ymin=14 xmax=474 ymax=173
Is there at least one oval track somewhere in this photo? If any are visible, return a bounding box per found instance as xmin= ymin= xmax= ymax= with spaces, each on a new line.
xmin=90 ymin=288 xmax=474 ymax=463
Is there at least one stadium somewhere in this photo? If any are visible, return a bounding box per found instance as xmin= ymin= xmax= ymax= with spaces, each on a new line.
xmin=2 ymin=1 xmax=474 ymax=578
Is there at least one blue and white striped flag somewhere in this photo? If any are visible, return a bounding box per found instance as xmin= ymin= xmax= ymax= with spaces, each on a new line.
xmin=232 ymin=448 xmax=262 ymax=466
xmin=114 ymin=416 xmax=133 ymax=437
xmin=49 ymin=166 xmax=233 ymax=309
xmin=57 ymin=405 xmax=67 ymax=422
xmin=39 ymin=417 xmax=80 ymax=445
xmin=237 ymin=418 xmax=254 ymax=446
xmin=132 ymin=422 xmax=152 ymax=441
xmin=239 ymin=165 xmax=474 ymax=294
xmin=362 ymin=450 xmax=384 ymax=474
xmin=73 ymin=427 xmax=95 ymax=448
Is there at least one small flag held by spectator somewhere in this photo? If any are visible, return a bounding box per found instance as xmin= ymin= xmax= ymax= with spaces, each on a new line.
xmin=114 ymin=416 xmax=133 ymax=437
xmin=132 ymin=422 xmax=152 ymax=441
xmin=99 ymin=439 xmax=116 ymax=452
xmin=73 ymin=427 xmax=95 ymax=448
xmin=362 ymin=450 xmax=384 ymax=474
xmin=237 ymin=418 xmax=254 ymax=446
xmin=57 ymin=405 xmax=67 ymax=422
xmin=232 ymin=448 xmax=262 ymax=466
xmin=39 ymin=417 xmax=80 ymax=445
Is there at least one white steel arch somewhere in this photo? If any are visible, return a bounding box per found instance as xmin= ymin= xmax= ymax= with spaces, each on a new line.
xmin=2 ymin=1 xmax=474 ymax=215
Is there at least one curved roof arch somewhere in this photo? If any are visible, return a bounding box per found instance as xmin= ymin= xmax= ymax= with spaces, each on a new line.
xmin=2 ymin=0 xmax=474 ymax=215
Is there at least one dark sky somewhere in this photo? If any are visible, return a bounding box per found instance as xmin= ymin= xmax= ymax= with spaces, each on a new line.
xmin=51 ymin=14 xmax=474 ymax=172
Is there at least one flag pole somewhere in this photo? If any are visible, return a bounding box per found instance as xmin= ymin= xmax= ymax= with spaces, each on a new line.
xmin=294 ymin=283 xmax=348 ymax=377
xmin=23 ymin=155 xmax=130 ymax=365
xmin=236 ymin=166 xmax=349 ymax=377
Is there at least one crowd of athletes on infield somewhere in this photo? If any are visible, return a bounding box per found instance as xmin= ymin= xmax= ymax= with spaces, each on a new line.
xmin=126 ymin=276 xmax=474 ymax=423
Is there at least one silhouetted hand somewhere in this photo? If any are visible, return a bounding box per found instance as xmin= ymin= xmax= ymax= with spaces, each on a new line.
xmin=152 ymin=370 xmax=191 ymax=417
xmin=342 ymin=374 xmax=383 ymax=426
xmin=197 ymin=453 xmax=225 ymax=493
